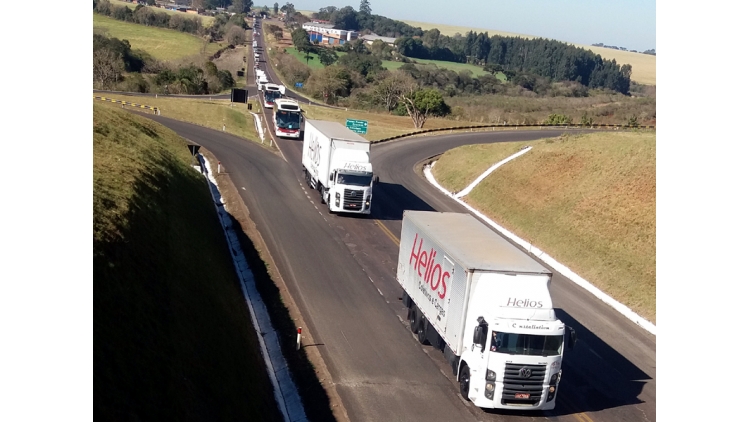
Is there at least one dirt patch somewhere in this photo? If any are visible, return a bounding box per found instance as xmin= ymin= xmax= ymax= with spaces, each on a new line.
xmin=198 ymin=148 xmax=349 ymax=422
xmin=213 ymin=46 xmax=248 ymax=83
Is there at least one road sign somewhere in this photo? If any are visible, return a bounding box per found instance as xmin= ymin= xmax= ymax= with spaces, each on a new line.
xmin=346 ymin=119 xmax=368 ymax=134
xmin=295 ymin=82 xmax=303 ymax=88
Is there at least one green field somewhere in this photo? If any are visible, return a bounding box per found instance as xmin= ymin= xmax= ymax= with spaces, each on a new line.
xmin=284 ymin=47 xmax=504 ymax=79
xmin=93 ymin=14 xmax=221 ymax=61
xmin=109 ymin=0 xmax=215 ymax=27
xmin=94 ymin=104 xmax=282 ymax=420
xmin=94 ymin=96 xmax=264 ymax=146
xmin=432 ymin=131 xmax=655 ymax=323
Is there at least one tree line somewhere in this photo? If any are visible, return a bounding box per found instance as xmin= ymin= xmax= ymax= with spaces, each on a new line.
xmin=308 ymin=2 xmax=631 ymax=94
xmin=94 ymin=33 xmax=236 ymax=94
xmin=94 ymin=0 xmax=249 ymax=42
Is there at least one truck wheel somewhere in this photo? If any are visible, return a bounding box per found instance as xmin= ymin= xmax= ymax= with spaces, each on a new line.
xmin=459 ymin=364 xmax=471 ymax=401
xmin=319 ymin=186 xmax=326 ymax=204
xmin=417 ymin=318 xmax=430 ymax=345
xmin=408 ymin=306 xmax=419 ymax=334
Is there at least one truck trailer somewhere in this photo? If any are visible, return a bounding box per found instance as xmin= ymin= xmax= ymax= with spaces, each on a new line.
xmin=397 ymin=211 xmax=577 ymax=410
xmin=302 ymin=119 xmax=376 ymax=215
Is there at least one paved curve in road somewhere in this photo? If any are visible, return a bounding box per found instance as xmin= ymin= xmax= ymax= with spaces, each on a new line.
xmin=132 ymin=17 xmax=655 ymax=422
xmin=141 ymin=107 xmax=654 ymax=422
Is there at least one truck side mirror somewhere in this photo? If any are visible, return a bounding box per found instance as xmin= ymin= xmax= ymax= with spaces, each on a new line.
xmin=473 ymin=316 xmax=487 ymax=352
xmin=373 ymin=176 xmax=379 ymax=185
xmin=329 ymin=173 xmax=334 ymax=182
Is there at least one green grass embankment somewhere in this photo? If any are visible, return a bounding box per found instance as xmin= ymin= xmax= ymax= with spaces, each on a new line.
xmin=432 ymin=131 xmax=655 ymax=323
xmin=93 ymin=104 xmax=282 ymax=420
xmin=93 ymin=13 xmax=221 ymax=61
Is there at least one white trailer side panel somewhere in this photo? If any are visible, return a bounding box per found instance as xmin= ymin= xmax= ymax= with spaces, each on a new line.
xmin=397 ymin=214 xmax=469 ymax=355
xmin=302 ymin=121 xmax=332 ymax=186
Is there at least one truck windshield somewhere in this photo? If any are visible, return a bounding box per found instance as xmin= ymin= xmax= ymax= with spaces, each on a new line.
xmin=490 ymin=331 xmax=563 ymax=356
xmin=336 ymin=173 xmax=372 ymax=186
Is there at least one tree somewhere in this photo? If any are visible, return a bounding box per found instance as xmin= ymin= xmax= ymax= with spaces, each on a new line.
xmin=373 ymin=70 xmax=412 ymax=112
xmin=273 ymin=2 xmax=278 ymax=14
xmin=291 ymin=27 xmax=312 ymax=52
xmin=232 ymin=0 xmax=252 ymax=14
xmin=226 ymin=25 xmax=245 ymax=46
xmin=330 ymin=5 xmax=358 ymax=30
xmin=280 ymin=2 xmax=295 ymax=26
xmin=93 ymin=48 xmax=124 ymax=89
xmin=359 ymin=0 xmax=371 ymax=15
xmin=306 ymin=65 xmax=348 ymax=104
xmin=317 ymin=48 xmax=338 ymax=66
xmin=398 ymin=85 xmax=450 ymax=128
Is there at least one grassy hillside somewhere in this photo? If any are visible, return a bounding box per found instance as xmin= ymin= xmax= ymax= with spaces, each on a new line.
xmin=93 ymin=13 xmax=221 ymax=61
xmin=284 ymin=47 xmax=504 ymax=79
xmin=109 ymin=0 xmax=215 ymax=27
xmin=432 ymin=132 xmax=655 ymax=323
xmin=398 ymin=19 xmax=656 ymax=85
xmin=93 ymin=104 xmax=282 ymax=420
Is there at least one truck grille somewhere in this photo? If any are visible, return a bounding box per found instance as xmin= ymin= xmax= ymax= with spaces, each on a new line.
xmin=343 ymin=189 xmax=364 ymax=211
xmin=501 ymin=363 xmax=546 ymax=406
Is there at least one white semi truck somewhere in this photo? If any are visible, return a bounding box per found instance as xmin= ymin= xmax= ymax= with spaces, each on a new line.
xmin=302 ymin=119 xmax=376 ymax=214
xmin=398 ymin=211 xmax=577 ymax=410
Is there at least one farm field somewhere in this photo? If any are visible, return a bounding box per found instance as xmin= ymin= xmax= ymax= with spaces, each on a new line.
xmin=284 ymin=47 xmax=504 ymax=79
xmin=93 ymin=14 xmax=222 ymax=61
xmin=398 ymin=19 xmax=656 ymax=85
xmin=432 ymin=131 xmax=656 ymax=323
xmin=109 ymin=0 xmax=215 ymax=27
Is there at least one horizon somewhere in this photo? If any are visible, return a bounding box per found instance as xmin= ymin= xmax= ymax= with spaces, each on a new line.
xmin=278 ymin=0 xmax=656 ymax=52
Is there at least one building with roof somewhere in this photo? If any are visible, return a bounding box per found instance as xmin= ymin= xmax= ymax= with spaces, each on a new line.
xmin=302 ymin=22 xmax=358 ymax=46
xmin=360 ymin=34 xmax=398 ymax=46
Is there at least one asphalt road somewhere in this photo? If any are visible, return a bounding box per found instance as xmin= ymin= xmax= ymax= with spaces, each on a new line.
xmin=142 ymin=106 xmax=655 ymax=422
xmin=131 ymin=18 xmax=656 ymax=422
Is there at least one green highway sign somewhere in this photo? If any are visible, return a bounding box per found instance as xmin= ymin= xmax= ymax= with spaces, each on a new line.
xmin=346 ymin=119 xmax=368 ymax=134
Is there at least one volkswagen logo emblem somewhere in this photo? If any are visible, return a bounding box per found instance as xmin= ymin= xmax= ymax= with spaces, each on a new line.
xmin=518 ymin=367 xmax=532 ymax=379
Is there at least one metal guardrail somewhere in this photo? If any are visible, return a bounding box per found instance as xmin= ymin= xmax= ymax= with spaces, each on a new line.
xmin=93 ymin=96 xmax=160 ymax=115
xmin=372 ymin=123 xmax=656 ymax=143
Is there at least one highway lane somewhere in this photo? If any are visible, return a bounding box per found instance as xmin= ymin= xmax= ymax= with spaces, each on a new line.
xmin=133 ymin=19 xmax=655 ymax=422
xmin=266 ymin=118 xmax=656 ymax=422
xmin=371 ymin=133 xmax=656 ymax=422
xmin=214 ymin=29 xmax=658 ymax=420
xmin=143 ymin=115 xmax=479 ymax=422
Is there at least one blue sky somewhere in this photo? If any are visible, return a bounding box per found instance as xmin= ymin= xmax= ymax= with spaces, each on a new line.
xmin=277 ymin=0 xmax=656 ymax=52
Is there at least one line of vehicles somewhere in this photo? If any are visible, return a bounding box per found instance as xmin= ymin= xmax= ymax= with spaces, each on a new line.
xmin=250 ymin=15 xmax=578 ymax=411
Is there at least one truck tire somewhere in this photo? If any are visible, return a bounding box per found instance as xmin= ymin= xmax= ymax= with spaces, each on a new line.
xmin=319 ymin=185 xmax=326 ymax=204
xmin=417 ymin=318 xmax=430 ymax=345
xmin=408 ymin=306 xmax=419 ymax=334
xmin=459 ymin=364 xmax=471 ymax=401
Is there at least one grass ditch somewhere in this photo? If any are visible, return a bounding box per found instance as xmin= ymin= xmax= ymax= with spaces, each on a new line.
xmin=93 ymin=104 xmax=283 ymax=420
xmin=432 ymin=131 xmax=655 ymax=323
xmin=94 ymin=96 xmax=266 ymax=147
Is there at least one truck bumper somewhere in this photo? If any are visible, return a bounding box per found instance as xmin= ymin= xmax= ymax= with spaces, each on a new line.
xmin=470 ymin=382 xmax=556 ymax=410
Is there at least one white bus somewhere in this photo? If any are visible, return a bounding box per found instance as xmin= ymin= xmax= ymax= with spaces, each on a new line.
xmin=273 ymin=99 xmax=303 ymax=138
xmin=262 ymin=84 xmax=283 ymax=108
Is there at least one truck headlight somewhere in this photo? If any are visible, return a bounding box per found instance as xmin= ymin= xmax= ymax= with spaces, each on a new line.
xmin=550 ymin=372 xmax=559 ymax=384
xmin=335 ymin=192 xmax=340 ymax=207
xmin=365 ymin=195 xmax=371 ymax=209
xmin=486 ymin=369 xmax=496 ymax=381
xmin=484 ymin=382 xmax=495 ymax=400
